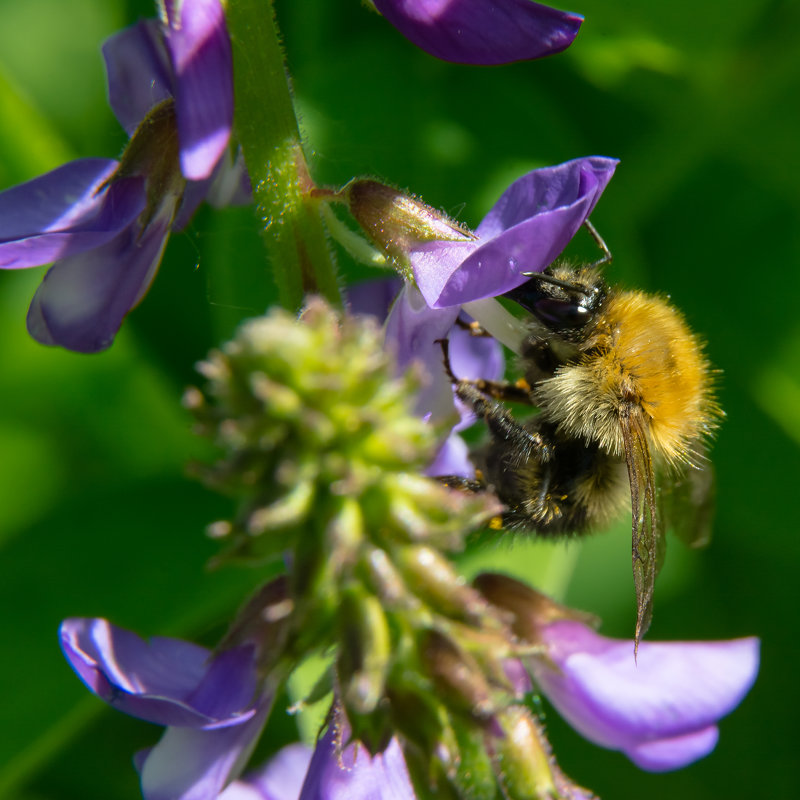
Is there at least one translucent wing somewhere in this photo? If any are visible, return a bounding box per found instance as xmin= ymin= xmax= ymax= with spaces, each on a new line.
xmin=619 ymin=404 xmax=662 ymax=657
xmin=658 ymin=455 xmax=716 ymax=550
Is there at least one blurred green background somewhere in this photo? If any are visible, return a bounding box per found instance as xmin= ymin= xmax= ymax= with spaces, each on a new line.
xmin=0 ymin=0 xmax=797 ymax=797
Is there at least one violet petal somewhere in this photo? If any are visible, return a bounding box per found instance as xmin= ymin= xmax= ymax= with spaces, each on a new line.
xmin=60 ymin=618 xmax=259 ymax=729
xmin=347 ymin=277 xmax=403 ymax=321
xmin=0 ymin=159 xmax=145 ymax=269
xmin=163 ymin=0 xmax=233 ymax=180
xmin=373 ymin=0 xmax=582 ymax=65
xmin=384 ymin=284 xmax=460 ymax=422
xmin=414 ymin=156 xmax=619 ymax=308
xmin=139 ymin=697 xmax=271 ymax=800
xmin=533 ymin=620 xmax=760 ymax=771
xmin=299 ymin=728 xmax=415 ymax=800
xmin=27 ymin=210 xmax=171 ymax=353
xmin=222 ymin=744 xmax=313 ymax=800
xmin=626 ymin=725 xmax=719 ymax=773
xmin=424 ymin=433 xmax=472 ymax=478
xmin=103 ymin=19 xmax=173 ymax=135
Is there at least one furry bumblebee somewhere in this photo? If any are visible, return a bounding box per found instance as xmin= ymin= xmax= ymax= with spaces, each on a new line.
xmin=440 ymin=240 xmax=719 ymax=649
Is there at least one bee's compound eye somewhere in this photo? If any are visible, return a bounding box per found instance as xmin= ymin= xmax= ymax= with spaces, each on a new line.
xmin=532 ymin=298 xmax=591 ymax=330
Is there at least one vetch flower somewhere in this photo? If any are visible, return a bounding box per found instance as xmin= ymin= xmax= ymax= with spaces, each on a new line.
xmin=218 ymin=729 xmax=414 ymax=800
xmin=106 ymin=1 xmax=234 ymax=184
xmin=533 ymin=619 xmax=760 ymax=772
xmin=219 ymin=744 xmax=312 ymax=800
xmin=408 ymin=156 xmax=618 ymax=309
xmin=0 ymin=0 xmax=239 ymax=352
xmin=60 ymin=618 xmax=271 ymax=800
xmin=297 ymin=726 xmax=416 ymax=800
xmin=348 ymin=276 xmax=504 ymax=476
xmin=476 ymin=574 xmax=760 ymax=773
xmin=350 ymin=157 xmax=616 ymax=469
xmin=372 ymin=0 xmax=583 ymax=65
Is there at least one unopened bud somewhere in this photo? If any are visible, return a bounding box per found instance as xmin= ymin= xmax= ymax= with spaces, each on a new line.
xmin=399 ymin=545 xmax=488 ymax=623
xmin=346 ymin=179 xmax=475 ymax=270
xmin=491 ymin=706 xmax=558 ymax=800
xmin=338 ymin=586 xmax=391 ymax=715
xmin=474 ymin=573 xmax=599 ymax=644
xmin=491 ymin=706 xmax=598 ymax=800
xmin=218 ymin=577 xmax=294 ymax=671
xmin=421 ymin=630 xmax=495 ymax=722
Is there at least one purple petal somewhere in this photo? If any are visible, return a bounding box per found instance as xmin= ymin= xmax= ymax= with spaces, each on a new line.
xmin=347 ymin=277 xmax=403 ymax=321
xmin=448 ymin=315 xmax=504 ymax=383
xmin=163 ymin=0 xmax=233 ymax=180
xmin=103 ymin=20 xmax=174 ymax=135
xmin=414 ymin=156 xmax=618 ymax=308
xmin=60 ymin=618 xmax=259 ymax=728
xmin=533 ymin=620 xmax=760 ymax=771
xmin=299 ymin=728 xmax=415 ymax=800
xmin=425 ymin=433 xmax=472 ymax=478
xmin=446 ymin=312 xmax=505 ymax=430
xmin=373 ymin=0 xmax=583 ymax=65
xmin=27 ymin=209 xmax=171 ymax=353
xmin=222 ymin=744 xmax=313 ymax=800
xmin=0 ymin=159 xmax=145 ymax=269
xmin=384 ymin=284 xmax=460 ymax=422
xmin=626 ymin=726 xmax=720 ymax=772
xmin=139 ymin=696 xmax=271 ymax=800
xmin=410 ymin=239 xmax=479 ymax=311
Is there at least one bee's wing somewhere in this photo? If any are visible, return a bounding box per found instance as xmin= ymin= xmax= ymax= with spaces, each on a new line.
xmin=657 ymin=455 xmax=716 ymax=550
xmin=620 ymin=405 xmax=662 ymax=657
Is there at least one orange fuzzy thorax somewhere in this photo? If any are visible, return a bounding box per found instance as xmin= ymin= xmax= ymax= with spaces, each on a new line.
xmin=533 ymin=290 xmax=716 ymax=465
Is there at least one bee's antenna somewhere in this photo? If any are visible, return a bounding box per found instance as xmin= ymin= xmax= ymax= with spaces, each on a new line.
xmin=584 ymin=218 xmax=613 ymax=268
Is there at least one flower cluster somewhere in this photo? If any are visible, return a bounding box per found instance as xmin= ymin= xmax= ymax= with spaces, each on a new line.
xmin=62 ymin=584 xmax=758 ymax=798
xmin=12 ymin=1 xmax=762 ymax=799
xmin=0 ymin=0 xmax=242 ymax=352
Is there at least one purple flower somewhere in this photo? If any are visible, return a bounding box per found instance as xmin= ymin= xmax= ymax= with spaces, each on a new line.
xmin=530 ymin=619 xmax=760 ymax=772
xmin=380 ymin=157 xmax=616 ymax=473
xmin=410 ymin=156 xmax=618 ymax=309
xmin=221 ymin=729 xmax=415 ymax=800
xmin=106 ymin=1 xmax=233 ymax=183
xmin=0 ymin=0 xmax=238 ymax=353
xmin=60 ymin=618 xmax=270 ymax=800
xmin=298 ymin=726 xmax=416 ymax=800
xmin=372 ymin=0 xmax=583 ymax=65
xmin=220 ymin=744 xmax=312 ymax=800
xmin=349 ymin=277 xmax=504 ymax=477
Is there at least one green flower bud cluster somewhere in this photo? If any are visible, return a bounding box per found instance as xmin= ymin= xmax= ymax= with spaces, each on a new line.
xmin=186 ymin=299 xmax=575 ymax=800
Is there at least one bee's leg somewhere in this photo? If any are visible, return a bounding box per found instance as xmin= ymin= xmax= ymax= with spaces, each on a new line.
xmin=455 ymin=381 xmax=553 ymax=463
xmin=436 ymin=475 xmax=486 ymax=493
xmin=584 ymin=218 xmax=613 ymax=268
xmin=435 ymin=337 xmax=535 ymax=405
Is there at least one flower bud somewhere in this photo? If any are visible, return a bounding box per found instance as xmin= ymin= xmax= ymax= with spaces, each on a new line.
xmin=345 ymin=179 xmax=475 ymax=270
xmin=398 ymin=545 xmax=488 ymax=623
xmin=218 ymin=576 xmax=294 ymax=673
xmin=474 ymin=572 xmax=599 ymax=644
xmin=421 ymin=629 xmax=495 ymax=722
xmin=491 ymin=706 xmax=598 ymax=800
xmin=491 ymin=707 xmax=558 ymax=800
xmin=338 ymin=585 xmax=391 ymax=716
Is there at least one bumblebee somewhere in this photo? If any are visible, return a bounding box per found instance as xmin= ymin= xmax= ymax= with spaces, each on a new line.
xmin=440 ymin=240 xmax=719 ymax=649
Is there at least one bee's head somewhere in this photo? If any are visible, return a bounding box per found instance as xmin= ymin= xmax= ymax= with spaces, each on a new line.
xmin=504 ymin=263 xmax=607 ymax=340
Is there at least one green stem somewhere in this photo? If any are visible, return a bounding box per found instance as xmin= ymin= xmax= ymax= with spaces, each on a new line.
xmin=224 ymin=0 xmax=341 ymax=310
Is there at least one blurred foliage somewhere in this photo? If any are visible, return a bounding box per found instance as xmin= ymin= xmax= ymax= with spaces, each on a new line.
xmin=0 ymin=0 xmax=798 ymax=798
